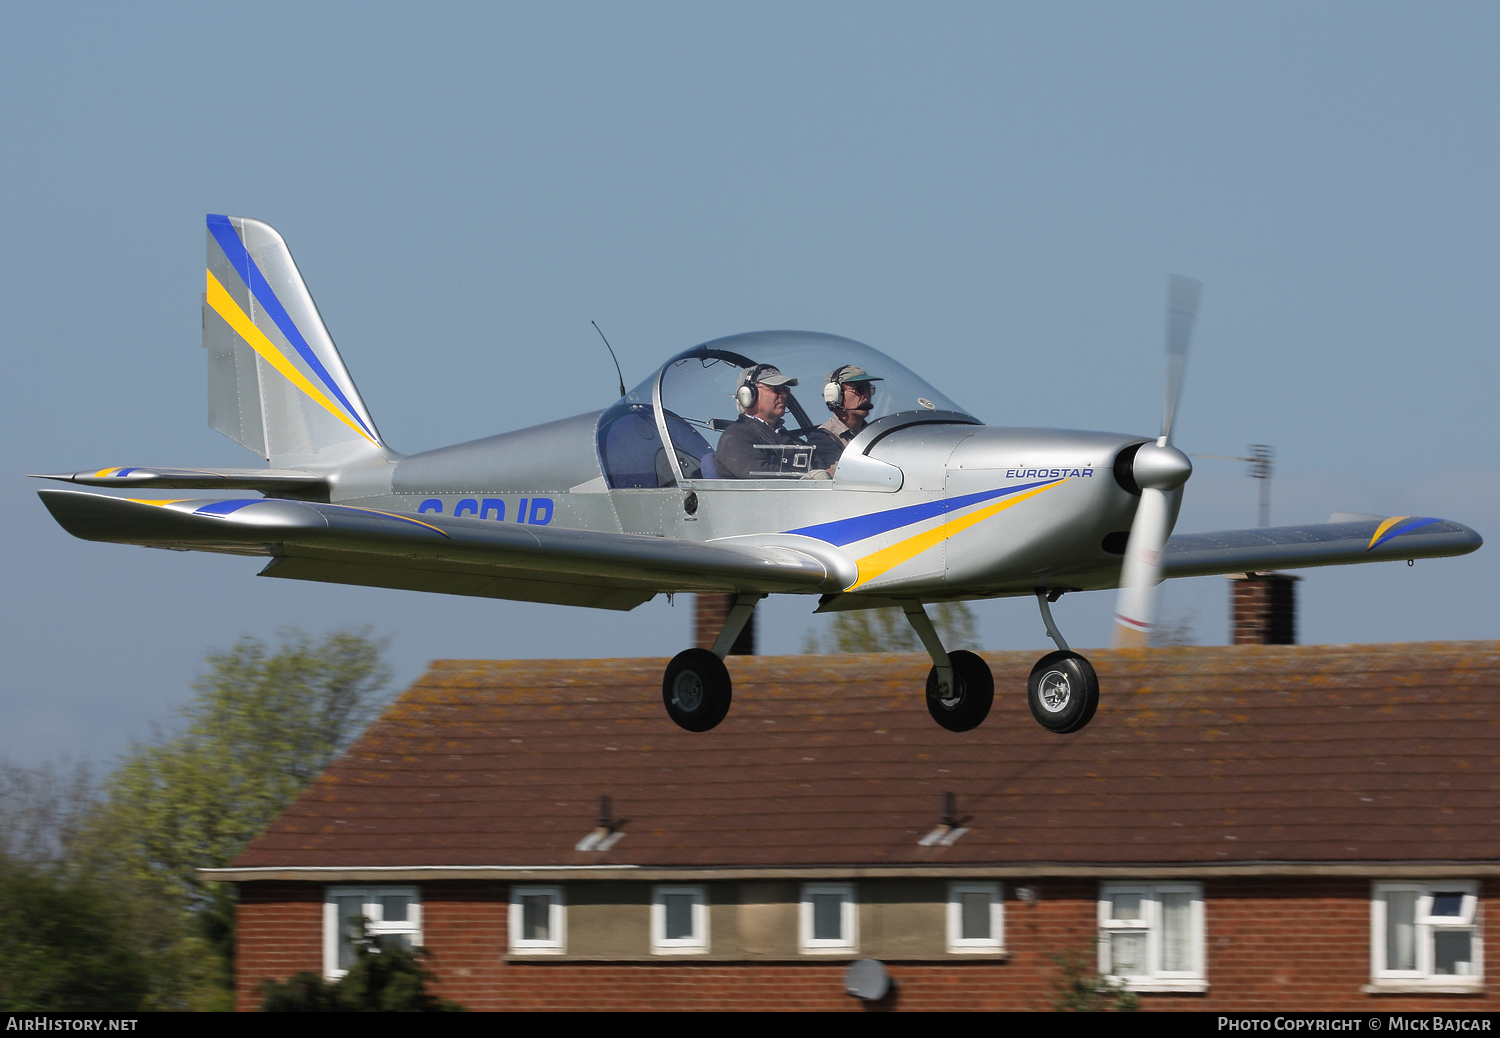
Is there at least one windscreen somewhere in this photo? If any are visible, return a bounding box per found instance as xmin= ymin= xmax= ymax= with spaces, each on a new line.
xmin=596 ymin=330 xmax=973 ymax=487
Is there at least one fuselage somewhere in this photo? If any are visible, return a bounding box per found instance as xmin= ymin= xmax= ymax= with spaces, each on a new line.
xmin=320 ymin=411 xmax=1156 ymax=602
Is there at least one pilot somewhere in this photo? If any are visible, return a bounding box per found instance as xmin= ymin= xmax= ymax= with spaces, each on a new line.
xmin=808 ymin=365 xmax=882 ymax=472
xmin=714 ymin=364 xmax=801 ymax=479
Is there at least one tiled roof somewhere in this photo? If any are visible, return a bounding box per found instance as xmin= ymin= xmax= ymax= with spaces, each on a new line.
xmin=232 ymin=643 xmax=1500 ymax=870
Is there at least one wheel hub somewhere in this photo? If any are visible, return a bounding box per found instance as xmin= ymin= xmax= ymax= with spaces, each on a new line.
xmin=935 ymin=680 xmax=963 ymax=710
xmin=671 ymin=671 xmax=704 ymax=712
xmin=1038 ymin=670 xmax=1072 ymax=713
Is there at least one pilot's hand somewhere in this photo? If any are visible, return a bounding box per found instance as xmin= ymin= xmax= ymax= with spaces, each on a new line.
xmin=799 ymin=469 xmax=833 ymax=480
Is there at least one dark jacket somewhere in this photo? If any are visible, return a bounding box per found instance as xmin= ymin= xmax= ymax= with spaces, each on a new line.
xmin=715 ymin=414 xmax=796 ymax=479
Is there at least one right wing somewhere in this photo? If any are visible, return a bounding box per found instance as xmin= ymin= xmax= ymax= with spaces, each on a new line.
xmin=38 ymin=490 xmax=852 ymax=611
xmin=1164 ymin=515 xmax=1481 ymax=579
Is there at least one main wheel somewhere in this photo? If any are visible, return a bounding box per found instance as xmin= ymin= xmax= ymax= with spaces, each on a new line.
xmin=925 ymin=650 xmax=994 ymax=732
xmin=1027 ymin=650 xmax=1099 ymax=734
xmin=662 ymin=649 xmax=733 ymax=732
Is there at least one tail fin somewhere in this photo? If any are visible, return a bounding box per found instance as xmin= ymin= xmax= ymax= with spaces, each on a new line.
xmin=203 ymin=214 xmax=385 ymax=465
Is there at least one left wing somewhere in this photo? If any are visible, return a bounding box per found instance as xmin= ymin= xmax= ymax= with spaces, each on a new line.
xmin=38 ymin=490 xmax=854 ymax=611
xmin=1164 ymin=515 xmax=1481 ymax=579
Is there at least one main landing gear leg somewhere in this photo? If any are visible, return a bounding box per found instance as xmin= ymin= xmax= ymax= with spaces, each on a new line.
xmin=660 ymin=593 xmax=764 ymax=733
xmin=1027 ymin=589 xmax=1099 ymax=734
xmin=903 ymin=602 xmax=993 ymax=732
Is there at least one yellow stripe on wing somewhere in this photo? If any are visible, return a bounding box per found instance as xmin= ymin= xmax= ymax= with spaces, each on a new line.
xmin=1368 ymin=516 xmax=1408 ymax=550
xmin=849 ymin=479 xmax=1065 ymax=590
xmin=329 ymin=505 xmax=452 ymax=538
xmin=204 ymin=270 xmax=378 ymax=446
xmin=126 ymin=499 xmax=191 ymax=506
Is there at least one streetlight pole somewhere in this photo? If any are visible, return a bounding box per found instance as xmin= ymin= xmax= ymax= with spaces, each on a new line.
xmin=1194 ymin=445 xmax=1275 ymax=527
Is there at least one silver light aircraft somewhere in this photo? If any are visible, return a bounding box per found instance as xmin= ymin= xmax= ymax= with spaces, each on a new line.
xmin=36 ymin=215 xmax=1482 ymax=735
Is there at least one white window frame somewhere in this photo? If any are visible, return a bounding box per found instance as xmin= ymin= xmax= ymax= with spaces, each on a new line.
xmin=650 ymin=885 xmax=710 ymax=955
xmin=800 ymin=882 xmax=858 ymax=954
xmin=1098 ymin=882 xmax=1206 ymax=993
xmin=1368 ymin=881 xmax=1482 ymax=993
xmin=947 ymin=882 xmax=1004 ymax=953
xmin=323 ymin=886 xmax=422 ymax=980
xmin=509 ymin=885 xmax=567 ymax=955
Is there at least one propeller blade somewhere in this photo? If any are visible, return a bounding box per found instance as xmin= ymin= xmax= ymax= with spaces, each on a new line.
xmin=1113 ymin=486 xmax=1172 ymax=647
xmin=1160 ymin=274 xmax=1202 ymax=445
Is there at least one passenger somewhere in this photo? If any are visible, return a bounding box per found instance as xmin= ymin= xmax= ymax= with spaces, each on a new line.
xmin=714 ymin=365 xmax=801 ymax=479
xmin=808 ymin=365 xmax=882 ymax=472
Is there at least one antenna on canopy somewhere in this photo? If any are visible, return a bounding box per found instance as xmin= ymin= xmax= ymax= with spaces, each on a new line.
xmin=591 ymin=321 xmax=627 ymax=399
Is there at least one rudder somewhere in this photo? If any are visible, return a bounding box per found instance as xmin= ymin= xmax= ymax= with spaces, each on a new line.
xmin=203 ymin=214 xmax=384 ymax=465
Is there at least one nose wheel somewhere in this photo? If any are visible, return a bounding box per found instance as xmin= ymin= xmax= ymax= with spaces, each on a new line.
xmin=1027 ymin=650 xmax=1099 ymax=733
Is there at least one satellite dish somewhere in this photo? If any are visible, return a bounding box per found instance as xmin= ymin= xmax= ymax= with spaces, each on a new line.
xmin=844 ymin=958 xmax=892 ymax=1001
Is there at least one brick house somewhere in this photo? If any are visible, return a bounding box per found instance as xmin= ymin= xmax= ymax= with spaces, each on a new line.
xmin=206 ymin=643 xmax=1500 ymax=1011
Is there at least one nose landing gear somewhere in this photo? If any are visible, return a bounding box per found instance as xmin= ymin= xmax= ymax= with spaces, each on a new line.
xmin=1029 ymin=590 xmax=1099 ymax=734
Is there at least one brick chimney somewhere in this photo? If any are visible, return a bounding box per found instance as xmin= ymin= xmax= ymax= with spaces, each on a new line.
xmin=693 ymin=594 xmax=756 ymax=655
xmin=1229 ymin=573 xmax=1298 ymax=645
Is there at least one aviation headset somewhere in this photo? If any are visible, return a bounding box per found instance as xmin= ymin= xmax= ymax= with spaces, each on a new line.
xmin=736 ymin=364 xmax=777 ymax=412
xmin=823 ymin=365 xmax=880 ymax=412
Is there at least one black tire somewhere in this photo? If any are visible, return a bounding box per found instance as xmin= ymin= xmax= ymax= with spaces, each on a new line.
xmin=662 ymin=649 xmax=733 ymax=732
xmin=1027 ymin=650 xmax=1100 ymax=734
xmin=925 ymin=650 xmax=995 ymax=732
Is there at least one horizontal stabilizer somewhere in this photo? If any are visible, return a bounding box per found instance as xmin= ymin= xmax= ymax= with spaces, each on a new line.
xmin=38 ymin=490 xmax=846 ymax=606
xmin=31 ymin=467 xmax=326 ymax=496
xmin=1164 ymin=516 xmax=1482 ymax=579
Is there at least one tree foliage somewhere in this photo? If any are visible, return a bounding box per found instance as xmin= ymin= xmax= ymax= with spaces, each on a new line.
xmin=260 ymin=925 xmax=462 ymax=1012
xmin=1048 ymin=950 xmax=1139 ymax=1012
xmin=803 ymin=602 xmax=980 ymax=654
xmin=58 ymin=628 xmax=393 ymax=1010
xmin=0 ymin=759 xmax=95 ymax=866
xmin=83 ymin=628 xmax=391 ymax=905
xmin=0 ymin=859 xmax=150 ymax=1011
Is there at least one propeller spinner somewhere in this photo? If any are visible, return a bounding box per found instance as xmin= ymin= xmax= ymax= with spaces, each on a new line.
xmin=1112 ymin=275 xmax=1201 ymax=648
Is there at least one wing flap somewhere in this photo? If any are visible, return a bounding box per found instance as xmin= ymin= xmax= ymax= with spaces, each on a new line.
xmin=1164 ymin=517 xmax=1482 ymax=579
xmin=38 ymin=490 xmax=841 ymax=598
xmin=259 ymin=556 xmax=656 ymax=610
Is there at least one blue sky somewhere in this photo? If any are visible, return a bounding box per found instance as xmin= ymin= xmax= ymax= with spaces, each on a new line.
xmin=3 ymin=2 xmax=1496 ymax=764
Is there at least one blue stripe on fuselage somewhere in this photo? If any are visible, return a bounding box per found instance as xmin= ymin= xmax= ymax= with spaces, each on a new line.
xmin=787 ymin=479 xmax=1058 ymax=546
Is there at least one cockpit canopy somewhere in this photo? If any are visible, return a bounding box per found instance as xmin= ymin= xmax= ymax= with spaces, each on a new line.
xmin=597 ymin=331 xmax=973 ymax=488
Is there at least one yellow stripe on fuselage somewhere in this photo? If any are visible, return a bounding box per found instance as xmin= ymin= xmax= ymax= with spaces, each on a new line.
xmin=1368 ymin=516 xmax=1408 ymax=550
xmin=204 ymin=270 xmax=378 ymax=446
xmin=849 ymin=479 xmax=1066 ymax=590
xmin=126 ymin=499 xmax=190 ymax=507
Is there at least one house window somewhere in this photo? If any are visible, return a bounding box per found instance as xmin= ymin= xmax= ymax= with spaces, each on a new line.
xmin=947 ymin=882 xmax=1004 ymax=953
xmin=509 ymin=885 xmax=566 ymax=954
xmin=1370 ymin=882 xmax=1482 ymax=990
xmin=800 ymin=883 xmax=858 ymax=954
xmin=323 ymin=886 xmax=421 ymax=979
xmin=651 ymin=885 xmax=709 ymax=954
xmin=1098 ymin=883 xmax=1205 ymax=992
